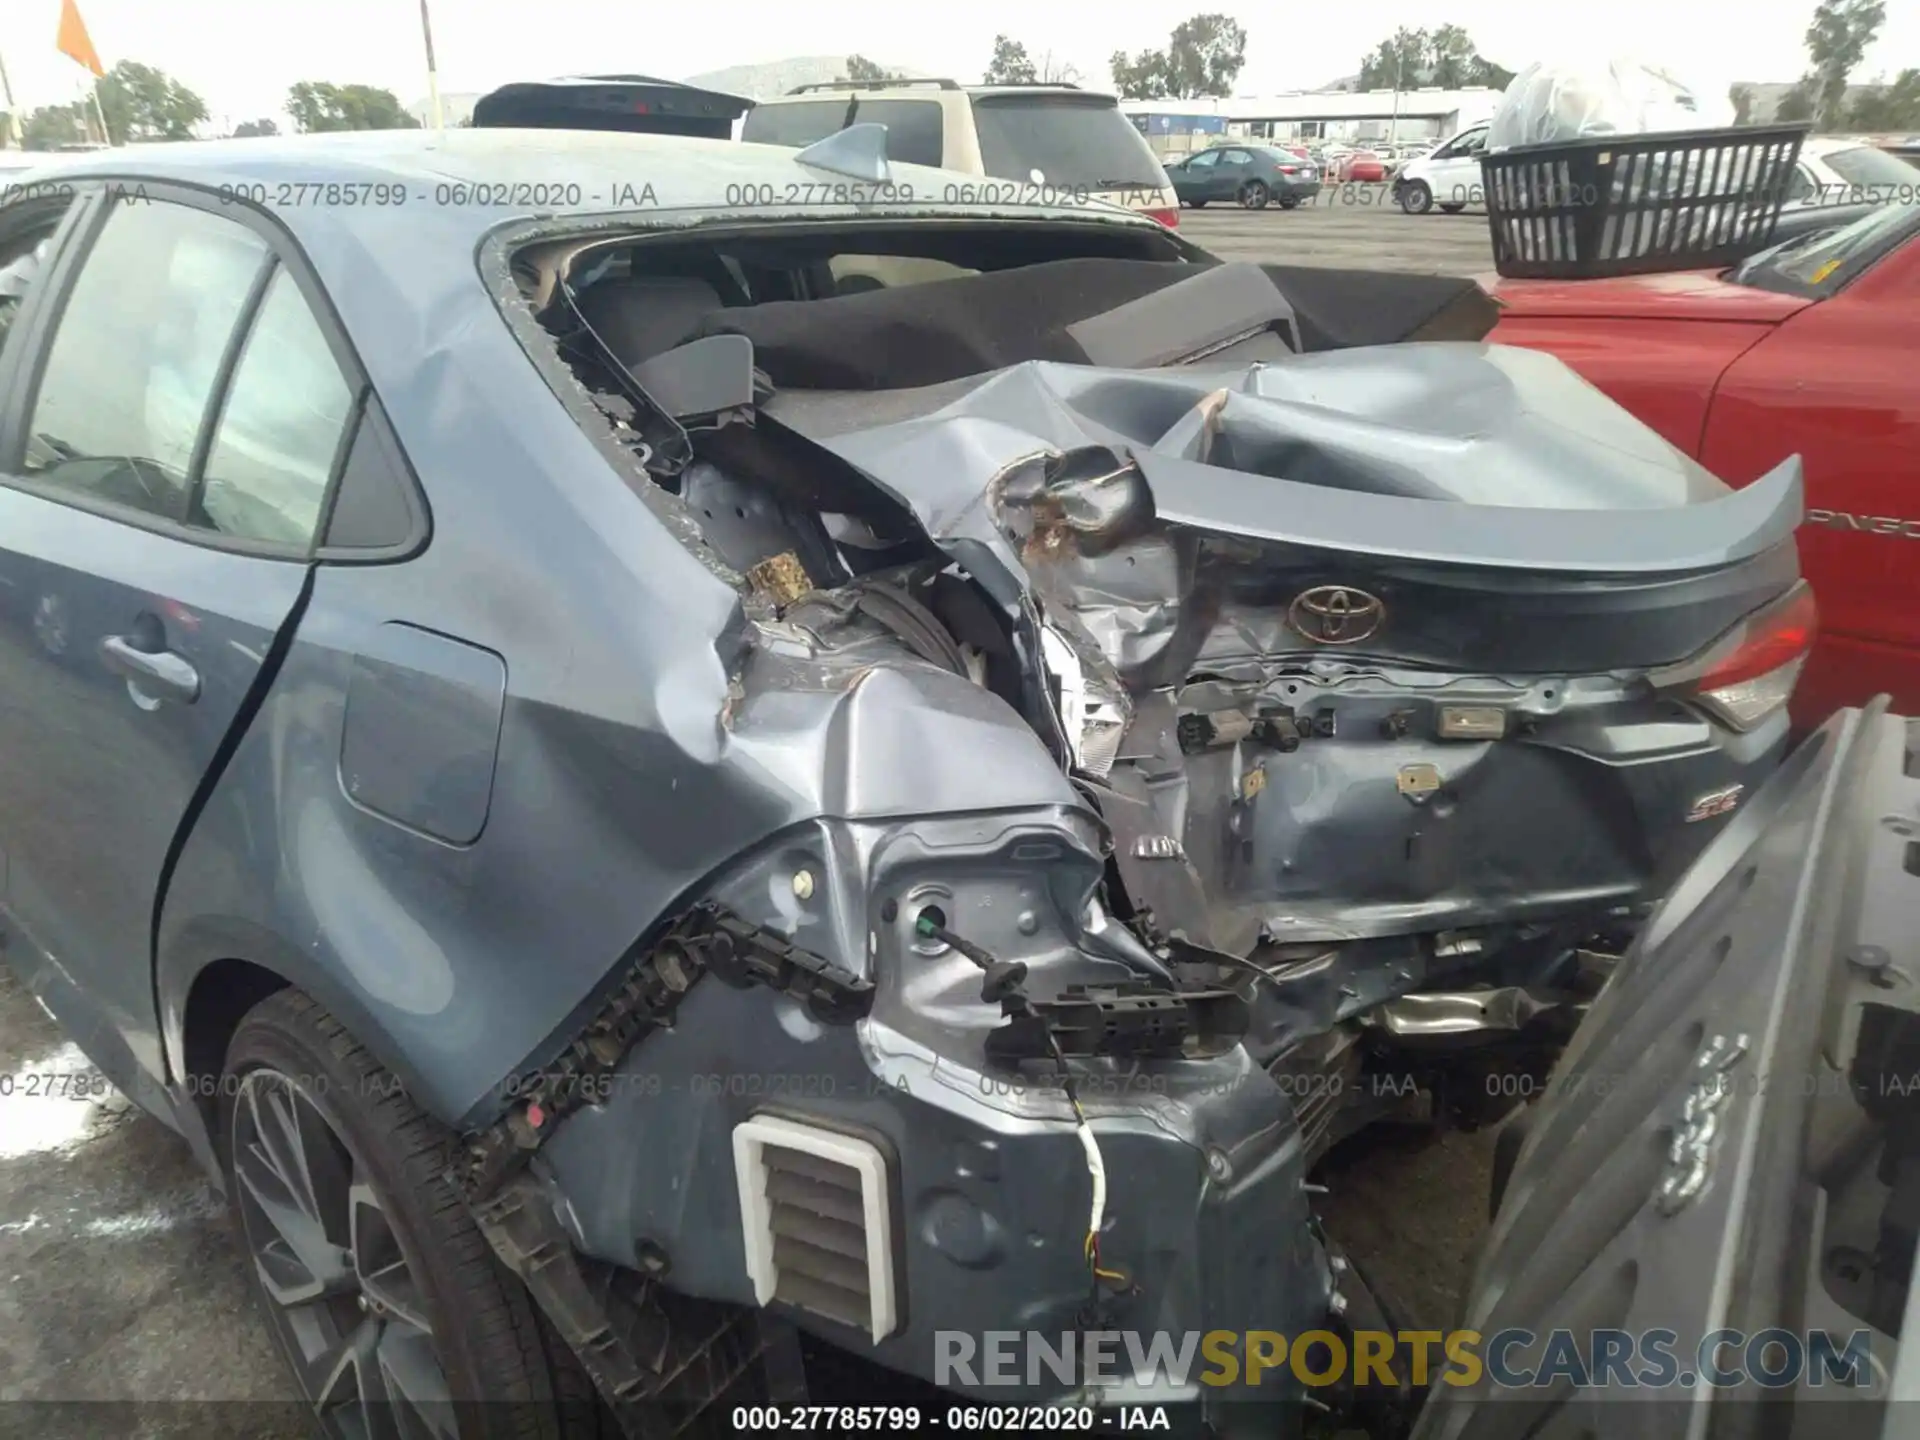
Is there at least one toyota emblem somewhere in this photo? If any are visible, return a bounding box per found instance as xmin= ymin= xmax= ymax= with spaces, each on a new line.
xmin=1287 ymin=586 xmax=1386 ymax=645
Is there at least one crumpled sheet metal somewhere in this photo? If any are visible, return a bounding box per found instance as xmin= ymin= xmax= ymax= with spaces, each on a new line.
xmin=784 ymin=347 xmax=1802 ymax=579
xmin=774 ymin=346 xmax=1802 ymax=698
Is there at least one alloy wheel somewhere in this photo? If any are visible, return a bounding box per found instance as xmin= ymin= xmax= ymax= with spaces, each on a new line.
xmin=1240 ymin=181 xmax=1269 ymax=209
xmin=231 ymin=1067 xmax=459 ymax=1440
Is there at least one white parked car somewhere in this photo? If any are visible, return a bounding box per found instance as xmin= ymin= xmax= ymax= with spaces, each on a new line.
xmin=1392 ymin=121 xmax=1490 ymax=213
xmin=1782 ymin=135 xmax=1920 ymax=210
xmin=1395 ymin=126 xmax=1919 ymax=219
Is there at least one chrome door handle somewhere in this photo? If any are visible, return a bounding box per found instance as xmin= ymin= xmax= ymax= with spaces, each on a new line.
xmin=99 ymin=634 xmax=201 ymax=705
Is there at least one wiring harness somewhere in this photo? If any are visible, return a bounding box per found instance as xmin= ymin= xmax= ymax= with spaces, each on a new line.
xmin=914 ymin=912 xmax=1132 ymax=1295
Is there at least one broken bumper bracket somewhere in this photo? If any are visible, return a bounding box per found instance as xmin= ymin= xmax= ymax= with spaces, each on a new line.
xmin=984 ymin=982 xmax=1250 ymax=1064
xmin=457 ymin=902 xmax=871 ymax=1201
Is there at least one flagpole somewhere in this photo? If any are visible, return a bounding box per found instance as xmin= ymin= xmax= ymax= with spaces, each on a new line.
xmin=89 ymin=82 xmax=110 ymax=146
xmin=0 ymin=53 xmax=19 ymax=147
xmin=418 ymin=0 xmax=444 ymax=129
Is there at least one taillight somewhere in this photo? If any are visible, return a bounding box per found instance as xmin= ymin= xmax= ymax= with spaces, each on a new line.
xmin=1657 ymin=581 xmax=1818 ymax=730
xmin=1278 ymin=165 xmax=1298 ymax=174
xmin=1145 ymin=206 xmax=1179 ymax=228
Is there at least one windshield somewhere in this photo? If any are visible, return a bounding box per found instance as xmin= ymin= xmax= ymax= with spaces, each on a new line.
xmin=971 ymin=95 xmax=1167 ymax=191
xmin=1824 ymin=145 xmax=1920 ymax=189
xmin=1731 ymin=201 xmax=1920 ymax=295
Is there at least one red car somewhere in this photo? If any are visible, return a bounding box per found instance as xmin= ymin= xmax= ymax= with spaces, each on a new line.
xmin=1485 ymin=203 xmax=1920 ymax=724
xmin=1335 ymin=150 xmax=1386 ymax=183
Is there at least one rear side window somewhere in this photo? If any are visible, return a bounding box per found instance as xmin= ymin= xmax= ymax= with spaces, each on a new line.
xmin=22 ymin=196 xmax=355 ymax=547
xmin=23 ymin=199 xmax=269 ymax=522
xmin=199 ymin=268 xmax=356 ymax=545
xmin=1824 ymin=146 xmax=1920 ymax=188
xmin=742 ymin=97 xmax=944 ymax=168
xmin=742 ymin=99 xmax=853 ymax=149
xmin=971 ymin=95 xmax=1167 ymax=190
xmin=848 ymin=100 xmax=943 ymax=167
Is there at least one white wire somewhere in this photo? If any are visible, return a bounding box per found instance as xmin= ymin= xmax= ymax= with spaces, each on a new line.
xmin=1077 ymin=1117 xmax=1107 ymax=1246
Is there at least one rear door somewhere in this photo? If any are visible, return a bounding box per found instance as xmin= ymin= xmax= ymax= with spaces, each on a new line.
xmin=1182 ymin=149 xmax=1225 ymax=200
xmin=1214 ymin=147 xmax=1256 ymax=200
xmin=0 ymin=187 xmax=358 ymax=1099
xmin=1429 ymin=123 xmax=1489 ymax=206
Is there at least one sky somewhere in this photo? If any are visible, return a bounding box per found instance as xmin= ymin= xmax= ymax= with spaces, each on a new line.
xmin=0 ymin=0 xmax=1914 ymax=131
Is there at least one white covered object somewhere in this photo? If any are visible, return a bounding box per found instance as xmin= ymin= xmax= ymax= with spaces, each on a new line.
xmin=1488 ymin=58 xmax=1734 ymax=152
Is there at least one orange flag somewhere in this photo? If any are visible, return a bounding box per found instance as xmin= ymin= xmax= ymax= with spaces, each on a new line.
xmin=57 ymin=0 xmax=104 ymax=78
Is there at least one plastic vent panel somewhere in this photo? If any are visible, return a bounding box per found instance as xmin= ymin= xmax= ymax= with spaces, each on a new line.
xmin=733 ymin=1115 xmax=895 ymax=1343
xmin=1480 ymin=124 xmax=1808 ymax=280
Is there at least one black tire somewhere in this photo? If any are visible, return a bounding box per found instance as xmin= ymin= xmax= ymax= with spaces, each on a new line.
xmin=1239 ymin=180 xmax=1269 ymax=210
xmin=1278 ymin=196 xmax=1300 ymax=209
xmin=220 ymin=989 xmax=605 ymax=1440
xmin=1439 ymin=202 xmax=1466 ymax=214
xmin=1187 ymin=198 xmax=1207 ymax=208
xmin=1399 ymin=180 xmax=1433 ymax=215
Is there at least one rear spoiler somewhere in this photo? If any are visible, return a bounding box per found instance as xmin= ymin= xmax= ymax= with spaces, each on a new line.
xmin=1136 ymin=448 xmax=1804 ymax=573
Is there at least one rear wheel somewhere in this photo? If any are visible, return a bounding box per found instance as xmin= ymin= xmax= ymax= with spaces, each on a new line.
xmin=221 ymin=989 xmax=602 ymax=1440
xmin=1239 ymin=180 xmax=1270 ymax=210
xmin=1186 ymin=198 xmax=1206 ymax=208
xmin=1399 ymin=181 xmax=1433 ymax=215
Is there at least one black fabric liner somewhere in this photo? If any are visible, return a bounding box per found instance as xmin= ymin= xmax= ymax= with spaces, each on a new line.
xmin=690 ymin=257 xmax=1497 ymax=392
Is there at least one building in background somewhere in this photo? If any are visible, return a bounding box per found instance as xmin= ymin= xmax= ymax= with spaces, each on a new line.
xmin=1122 ymin=87 xmax=1504 ymax=158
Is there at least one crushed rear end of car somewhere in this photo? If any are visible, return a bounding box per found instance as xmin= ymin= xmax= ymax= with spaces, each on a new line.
xmin=460 ymin=198 xmax=1811 ymax=1434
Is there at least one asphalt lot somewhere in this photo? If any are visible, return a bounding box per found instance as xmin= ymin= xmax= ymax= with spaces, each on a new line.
xmin=1179 ymin=185 xmax=1496 ymax=276
xmin=0 ymin=189 xmax=1502 ymax=1431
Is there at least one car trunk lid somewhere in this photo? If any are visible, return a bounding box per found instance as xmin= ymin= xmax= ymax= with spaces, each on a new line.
xmin=775 ymin=340 xmax=1803 ymax=679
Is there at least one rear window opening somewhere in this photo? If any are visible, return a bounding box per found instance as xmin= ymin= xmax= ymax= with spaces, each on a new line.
xmin=503 ymin=218 xmax=1217 ymax=704
xmin=971 ymin=94 xmax=1167 ymax=191
xmin=515 ymin=218 xmax=1189 ymax=365
xmin=506 ymin=218 xmax=1195 ymax=569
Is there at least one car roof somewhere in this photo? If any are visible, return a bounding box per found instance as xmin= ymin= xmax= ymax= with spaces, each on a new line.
xmin=16 ymin=127 xmax=1164 ymax=309
xmin=21 ymin=127 xmax=1145 ymax=217
xmin=967 ymin=84 xmax=1116 ymax=100
xmin=16 ymin=127 xmax=1173 ymax=537
xmin=1800 ymin=135 xmax=1884 ymax=158
xmin=766 ymin=81 xmax=1116 ymax=103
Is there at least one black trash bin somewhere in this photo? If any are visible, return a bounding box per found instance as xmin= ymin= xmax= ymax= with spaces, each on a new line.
xmin=1479 ymin=123 xmax=1809 ymax=279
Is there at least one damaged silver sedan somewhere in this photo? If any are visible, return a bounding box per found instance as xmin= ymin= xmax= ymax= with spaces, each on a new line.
xmin=0 ymin=126 xmax=1813 ymax=1438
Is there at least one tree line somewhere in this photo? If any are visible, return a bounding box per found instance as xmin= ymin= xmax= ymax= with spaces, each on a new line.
xmin=843 ymin=19 xmax=1506 ymax=102
xmin=0 ymin=61 xmax=421 ymax=149
xmin=979 ymin=9 xmax=1918 ymax=130
xmin=9 ymin=18 xmax=1914 ymax=148
xmin=985 ymin=17 xmax=1509 ymax=101
xmin=1732 ymin=0 xmax=1920 ymax=129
